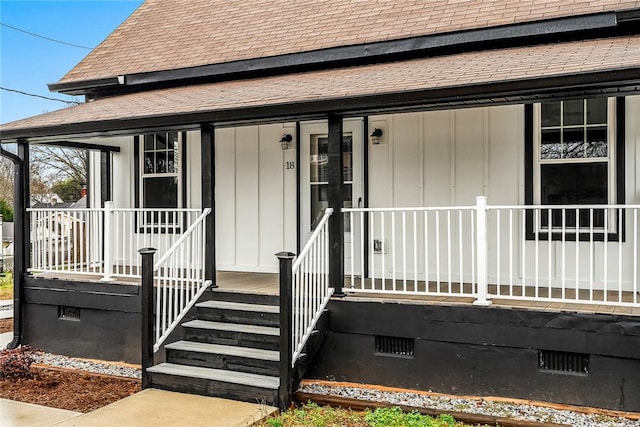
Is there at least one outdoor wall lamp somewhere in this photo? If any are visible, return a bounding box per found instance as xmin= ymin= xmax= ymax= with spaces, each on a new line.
xmin=280 ymin=134 xmax=293 ymax=150
xmin=370 ymin=128 xmax=383 ymax=145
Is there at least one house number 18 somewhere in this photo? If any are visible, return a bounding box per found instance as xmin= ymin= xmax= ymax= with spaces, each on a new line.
xmin=285 ymin=161 xmax=295 ymax=170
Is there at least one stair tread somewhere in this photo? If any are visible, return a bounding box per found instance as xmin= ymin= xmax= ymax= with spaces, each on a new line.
xmin=166 ymin=340 xmax=279 ymax=361
xmin=148 ymin=362 xmax=279 ymax=389
xmin=197 ymin=300 xmax=279 ymax=313
xmin=183 ymin=319 xmax=279 ymax=336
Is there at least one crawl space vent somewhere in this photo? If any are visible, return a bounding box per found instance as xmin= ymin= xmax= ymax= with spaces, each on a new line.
xmin=375 ymin=336 xmax=414 ymax=357
xmin=58 ymin=305 xmax=81 ymax=321
xmin=539 ymin=350 xmax=589 ymax=374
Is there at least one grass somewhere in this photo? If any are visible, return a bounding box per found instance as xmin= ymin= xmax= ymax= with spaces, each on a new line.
xmin=0 ymin=273 xmax=12 ymax=300
xmin=257 ymin=402 xmax=492 ymax=427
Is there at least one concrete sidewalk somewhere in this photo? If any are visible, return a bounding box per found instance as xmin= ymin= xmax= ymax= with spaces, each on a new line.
xmin=0 ymin=389 xmax=278 ymax=427
xmin=0 ymin=399 xmax=80 ymax=427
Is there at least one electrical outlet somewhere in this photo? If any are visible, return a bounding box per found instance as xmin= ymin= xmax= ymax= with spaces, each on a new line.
xmin=373 ymin=239 xmax=387 ymax=254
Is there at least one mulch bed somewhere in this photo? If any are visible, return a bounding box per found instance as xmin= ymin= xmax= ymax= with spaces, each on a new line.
xmin=0 ymin=318 xmax=12 ymax=334
xmin=0 ymin=320 xmax=140 ymax=412
xmin=0 ymin=365 xmax=141 ymax=413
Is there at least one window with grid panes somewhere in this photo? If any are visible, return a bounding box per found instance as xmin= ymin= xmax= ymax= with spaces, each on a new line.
xmin=140 ymin=132 xmax=181 ymax=209
xmin=535 ymin=98 xmax=615 ymax=231
xmin=138 ymin=132 xmax=183 ymax=232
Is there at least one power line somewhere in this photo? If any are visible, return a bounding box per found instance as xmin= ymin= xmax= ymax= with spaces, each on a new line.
xmin=0 ymin=22 xmax=92 ymax=50
xmin=0 ymin=86 xmax=81 ymax=105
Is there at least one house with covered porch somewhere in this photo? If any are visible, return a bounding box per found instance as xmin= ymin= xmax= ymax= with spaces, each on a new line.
xmin=1 ymin=0 xmax=640 ymax=412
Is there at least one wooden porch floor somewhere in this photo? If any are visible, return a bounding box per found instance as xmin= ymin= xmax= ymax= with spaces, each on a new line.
xmin=28 ymin=270 xmax=640 ymax=316
xmin=345 ymin=278 xmax=640 ymax=316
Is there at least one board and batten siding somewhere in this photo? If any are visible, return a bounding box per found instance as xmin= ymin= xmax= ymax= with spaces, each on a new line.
xmin=365 ymin=98 xmax=640 ymax=289
xmin=215 ymin=123 xmax=297 ymax=273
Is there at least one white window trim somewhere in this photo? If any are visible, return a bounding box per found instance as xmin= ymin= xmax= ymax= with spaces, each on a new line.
xmin=532 ymin=98 xmax=617 ymax=233
xmin=138 ymin=132 xmax=184 ymax=209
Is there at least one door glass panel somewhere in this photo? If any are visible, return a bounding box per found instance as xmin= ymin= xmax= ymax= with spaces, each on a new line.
xmin=310 ymin=135 xmax=353 ymax=230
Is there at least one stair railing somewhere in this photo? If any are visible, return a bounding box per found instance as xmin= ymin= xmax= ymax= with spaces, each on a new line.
xmin=277 ymin=207 xmax=333 ymax=408
xmin=152 ymin=208 xmax=212 ymax=352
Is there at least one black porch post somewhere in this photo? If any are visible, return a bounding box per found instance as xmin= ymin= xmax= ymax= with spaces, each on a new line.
xmin=201 ymin=124 xmax=217 ymax=287
xmin=139 ymin=247 xmax=156 ymax=389
xmin=5 ymin=141 xmax=29 ymax=349
xmin=327 ymin=114 xmax=345 ymax=296
xmin=276 ymin=251 xmax=295 ymax=410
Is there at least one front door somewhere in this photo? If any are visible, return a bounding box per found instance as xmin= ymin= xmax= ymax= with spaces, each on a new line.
xmin=300 ymin=119 xmax=363 ymax=275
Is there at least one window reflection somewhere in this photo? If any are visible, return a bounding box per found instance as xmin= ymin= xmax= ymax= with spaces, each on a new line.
xmin=310 ymin=135 xmax=353 ymax=230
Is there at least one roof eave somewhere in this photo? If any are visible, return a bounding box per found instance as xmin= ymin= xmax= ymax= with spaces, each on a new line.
xmin=48 ymin=76 xmax=124 ymax=96
xmin=48 ymin=11 xmax=626 ymax=96
xmin=5 ymin=68 xmax=640 ymax=144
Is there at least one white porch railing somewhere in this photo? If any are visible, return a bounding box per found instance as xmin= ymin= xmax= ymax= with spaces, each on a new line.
xmin=28 ymin=202 xmax=203 ymax=281
xmin=29 ymin=207 xmax=105 ymax=275
xmin=153 ymin=208 xmax=211 ymax=351
xmin=486 ymin=204 xmax=640 ymax=307
xmin=345 ymin=198 xmax=640 ymax=308
xmin=291 ymin=207 xmax=333 ymax=364
xmin=344 ymin=206 xmax=478 ymax=298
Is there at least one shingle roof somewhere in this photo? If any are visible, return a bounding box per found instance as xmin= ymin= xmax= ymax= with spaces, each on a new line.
xmin=3 ymin=34 xmax=638 ymax=139
xmin=59 ymin=0 xmax=640 ymax=84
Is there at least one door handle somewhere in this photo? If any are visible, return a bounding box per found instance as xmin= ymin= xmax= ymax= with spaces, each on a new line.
xmin=358 ymin=197 xmax=362 ymax=208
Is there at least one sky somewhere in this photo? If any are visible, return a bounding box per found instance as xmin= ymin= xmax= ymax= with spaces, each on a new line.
xmin=0 ymin=0 xmax=143 ymax=125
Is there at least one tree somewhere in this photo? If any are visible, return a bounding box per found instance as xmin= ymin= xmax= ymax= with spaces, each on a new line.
xmin=31 ymin=145 xmax=87 ymax=185
xmin=52 ymin=178 xmax=83 ymax=202
xmin=0 ymin=158 xmax=13 ymax=205
xmin=0 ymin=199 xmax=13 ymax=222
xmin=0 ymin=145 xmax=87 ymax=206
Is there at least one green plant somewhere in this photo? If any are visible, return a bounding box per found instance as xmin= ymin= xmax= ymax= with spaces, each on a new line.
xmin=0 ymin=272 xmax=13 ymax=300
xmin=257 ymin=403 xmax=479 ymax=427
xmin=265 ymin=418 xmax=283 ymax=427
xmin=0 ymin=199 xmax=13 ymax=222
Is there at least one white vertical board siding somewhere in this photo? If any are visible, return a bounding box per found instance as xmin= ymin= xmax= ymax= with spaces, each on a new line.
xmin=215 ymin=128 xmax=237 ymax=267
xmin=186 ymin=130 xmax=202 ymax=209
xmin=215 ymin=123 xmax=296 ymax=273
xmin=454 ymin=108 xmax=486 ymax=205
xmin=368 ymin=106 xmax=523 ymax=282
xmin=392 ymin=113 xmax=421 ymax=207
xmin=258 ymin=125 xmax=284 ymax=267
xmin=423 ymin=111 xmax=451 ymax=205
xmin=87 ymin=151 xmax=102 ymax=208
xmin=283 ymin=124 xmax=298 ymax=254
xmin=105 ymin=136 xmax=134 ymax=208
xmin=368 ymin=98 xmax=640 ymax=290
xmin=487 ymin=106 xmax=524 ymax=284
xmin=234 ymin=126 xmax=260 ymax=267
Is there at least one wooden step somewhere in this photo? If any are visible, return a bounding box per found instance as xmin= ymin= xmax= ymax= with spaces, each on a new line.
xmin=182 ymin=319 xmax=280 ymax=351
xmin=208 ymin=290 xmax=279 ymax=306
xmin=196 ymin=300 xmax=279 ymax=327
xmin=148 ymin=362 xmax=279 ymax=405
xmin=165 ymin=340 xmax=279 ymax=376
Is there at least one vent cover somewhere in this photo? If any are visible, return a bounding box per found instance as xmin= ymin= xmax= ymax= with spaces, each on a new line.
xmin=539 ymin=350 xmax=589 ymax=374
xmin=58 ymin=305 xmax=81 ymax=321
xmin=375 ymin=336 xmax=414 ymax=357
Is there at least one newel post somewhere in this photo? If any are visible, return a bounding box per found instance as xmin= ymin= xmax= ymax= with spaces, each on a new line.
xmin=474 ymin=196 xmax=491 ymax=306
xmin=139 ymin=247 xmax=157 ymax=389
xmin=276 ymin=251 xmax=295 ymax=410
xmin=101 ymin=201 xmax=114 ymax=282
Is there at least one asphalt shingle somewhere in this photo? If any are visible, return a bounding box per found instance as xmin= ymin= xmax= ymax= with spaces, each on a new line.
xmin=58 ymin=0 xmax=640 ymax=84
xmin=3 ymin=34 xmax=639 ymax=135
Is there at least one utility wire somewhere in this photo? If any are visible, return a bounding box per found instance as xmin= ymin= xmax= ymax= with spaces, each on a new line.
xmin=0 ymin=22 xmax=92 ymax=50
xmin=0 ymin=86 xmax=81 ymax=105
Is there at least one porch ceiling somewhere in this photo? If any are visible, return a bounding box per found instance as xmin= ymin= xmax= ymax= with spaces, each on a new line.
xmin=2 ymin=34 xmax=640 ymax=142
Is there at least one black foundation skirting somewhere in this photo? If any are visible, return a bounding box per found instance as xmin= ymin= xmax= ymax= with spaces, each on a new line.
xmin=21 ymin=277 xmax=215 ymax=364
xmin=307 ymin=299 xmax=640 ymax=412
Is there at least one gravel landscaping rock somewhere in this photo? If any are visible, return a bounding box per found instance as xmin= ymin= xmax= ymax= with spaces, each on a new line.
xmin=33 ymin=352 xmax=141 ymax=379
xmin=298 ymin=383 xmax=640 ymax=427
